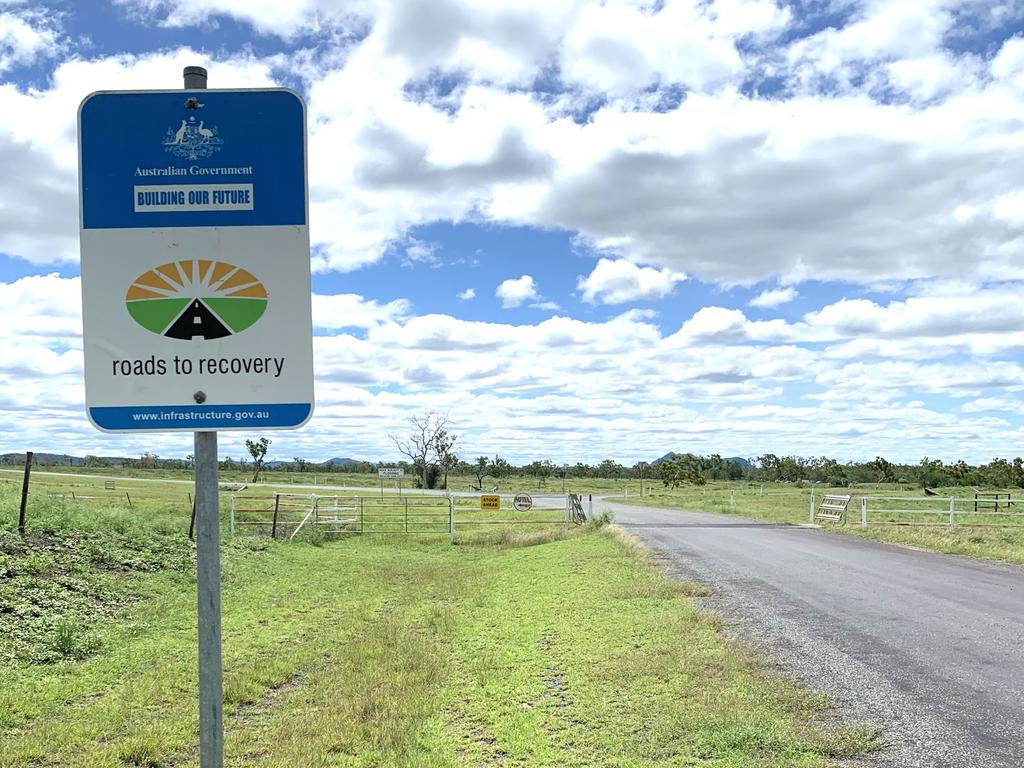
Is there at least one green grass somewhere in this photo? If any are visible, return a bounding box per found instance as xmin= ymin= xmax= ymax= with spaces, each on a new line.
xmin=0 ymin=488 xmax=877 ymax=767
xmin=623 ymin=482 xmax=1024 ymax=566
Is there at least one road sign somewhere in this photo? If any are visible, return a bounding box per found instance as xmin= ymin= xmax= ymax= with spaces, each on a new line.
xmin=513 ymin=493 xmax=533 ymax=512
xmin=78 ymin=89 xmax=314 ymax=432
xmin=480 ymin=494 xmax=500 ymax=510
xmin=378 ymin=467 xmax=404 ymax=479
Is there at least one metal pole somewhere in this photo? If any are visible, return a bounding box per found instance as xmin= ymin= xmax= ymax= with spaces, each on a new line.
xmin=184 ymin=63 xmax=223 ymax=768
xmin=949 ymin=496 xmax=956 ymax=530
xmin=809 ymin=490 xmax=815 ymax=524
xmin=194 ymin=429 xmax=223 ymax=768
xmin=18 ymin=451 xmax=32 ymax=537
xmin=184 ymin=65 xmax=208 ymax=90
xmin=449 ymin=495 xmax=454 ymax=545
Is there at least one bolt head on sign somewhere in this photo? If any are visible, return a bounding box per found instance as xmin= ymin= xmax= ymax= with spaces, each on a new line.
xmin=77 ymin=88 xmax=314 ymax=432
xmin=513 ymin=493 xmax=533 ymax=512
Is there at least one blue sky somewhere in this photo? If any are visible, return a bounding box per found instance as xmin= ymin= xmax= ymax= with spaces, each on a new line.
xmin=1 ymin=0 xmax=1024 ymax=465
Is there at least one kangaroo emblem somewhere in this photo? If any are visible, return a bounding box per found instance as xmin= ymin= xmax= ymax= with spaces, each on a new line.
xmin=172 ymin=119 xmax=187 ymax=144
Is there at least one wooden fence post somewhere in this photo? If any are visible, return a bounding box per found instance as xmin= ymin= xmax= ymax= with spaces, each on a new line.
xmin=18 ymin=451 xmax=33 ymax=537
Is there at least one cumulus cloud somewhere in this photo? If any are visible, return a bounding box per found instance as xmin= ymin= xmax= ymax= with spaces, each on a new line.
xmin=0 ymin=6 xmax=64 ymax=73
xmin=750 ymin=287 xmax=798 ymax=308
xmin=311 ymin=294 xmax=410 ymax=330
xmin=3 ymin=274 xmax=1024 ymax=462
xmin=458 ymin=287 xmax=475 ymax=300
xmin=496 ymin=274 xmax=538 ymax=308
xmin=4 ymin=4 xmax=1024 ymax=286
xmin=577 ymin=258 xmax=685 ymax=305
xmin=5 ymin=3 xmax=1024 ymax=462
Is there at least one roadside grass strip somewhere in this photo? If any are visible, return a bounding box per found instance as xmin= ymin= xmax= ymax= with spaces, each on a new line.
xmin=1 ymin=494 xmax=876 ymax=767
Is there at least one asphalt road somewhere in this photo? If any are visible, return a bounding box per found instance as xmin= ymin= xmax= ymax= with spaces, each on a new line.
xmin=601 ymin=500 xmax=1024 ymax=768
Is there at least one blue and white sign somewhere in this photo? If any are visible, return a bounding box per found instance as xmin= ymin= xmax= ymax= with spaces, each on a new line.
xmin=78 ymin=89 xmax=314 ymax=432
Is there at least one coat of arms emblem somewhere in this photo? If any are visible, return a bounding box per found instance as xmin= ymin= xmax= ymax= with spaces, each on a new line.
xmin=163 ymin=115 xmax=223 ymax=160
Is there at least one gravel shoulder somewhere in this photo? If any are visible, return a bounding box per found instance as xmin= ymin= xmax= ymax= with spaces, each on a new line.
xmin=600 ymin=499 xmax=1024 ymax=768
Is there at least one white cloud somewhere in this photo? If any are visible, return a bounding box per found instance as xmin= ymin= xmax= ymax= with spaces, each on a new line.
xmin=311 ymin=293 xmax=410 ymax=330
xmin=577 ymin=258 xmax=685 ymax=305
xmin=0 ymin=6 xmax=64 ymax=73
xmin=458 ymin=288 xmax=476 ymax=300
xmin=496 ymin=274 xmax=538 ymax=308
xmin=750 ymin=286 xmax=798 ymax=308
xmin=4 ymin=274 xmax=1024 ymax=462
xmin=4 ymin=6 xmax=1024 ymax=287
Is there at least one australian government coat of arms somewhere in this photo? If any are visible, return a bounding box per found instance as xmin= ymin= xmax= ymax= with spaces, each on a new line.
xmin=163 ymin=115 xmax=223 ymax=160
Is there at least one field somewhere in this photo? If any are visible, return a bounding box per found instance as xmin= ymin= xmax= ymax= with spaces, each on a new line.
xmin=0 ymin=474 xmax=878 ymax=767
xmin=623 ymin=482 xmax=1024 ymax=566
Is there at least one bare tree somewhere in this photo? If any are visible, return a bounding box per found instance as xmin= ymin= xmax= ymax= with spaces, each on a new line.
xmin=245 ymin=437 xmax=272 ymax=483
xmin=389 ymin=411 xmax=456 ymax=489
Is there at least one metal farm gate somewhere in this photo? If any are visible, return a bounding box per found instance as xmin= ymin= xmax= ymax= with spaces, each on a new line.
xmin=230 ymin=492 xmax=588 ymax=543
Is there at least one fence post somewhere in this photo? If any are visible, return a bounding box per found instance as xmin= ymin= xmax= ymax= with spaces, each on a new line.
xmin=449 ymin=495 xmax=454 ymax=545
xmin=18 ymin=451 xmax=32 ymax=537
xmin=125 ymin=491 xmax=133 ymax=509
xmin=860 ymin=496 xmax=867 ymax=527
xmin=229 ymin=496 xmax=235 ymax=535
xmin=809 ymin=490 xmax=815 ymax=524
xmin=405 ymin=497 xmax=409 ymax=532
xmin=949 ymin=496 xmax=956 ymax=530
xmin=271 ymin=494 xmax=281 ymax=539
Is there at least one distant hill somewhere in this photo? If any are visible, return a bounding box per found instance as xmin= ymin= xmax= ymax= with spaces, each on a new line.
xmin=0 ymin=453 xmax=124 ymax=467
xmin=651 ymin=452 xmax=750 ymax=468
xmin=318 ymin=457 xmax=362 ymax=468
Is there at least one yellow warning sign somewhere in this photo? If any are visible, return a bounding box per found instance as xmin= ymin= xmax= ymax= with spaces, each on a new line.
xmin=480 ymin=494 xmax=500 ymax=510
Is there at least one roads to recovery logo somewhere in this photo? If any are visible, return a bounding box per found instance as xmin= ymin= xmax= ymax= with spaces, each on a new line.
xmin=125 ymin=260 xmax=268 ymax=340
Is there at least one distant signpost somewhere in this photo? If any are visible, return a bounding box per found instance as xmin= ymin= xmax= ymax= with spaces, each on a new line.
xmin=378 ymin=467 xmax=404 ymax=497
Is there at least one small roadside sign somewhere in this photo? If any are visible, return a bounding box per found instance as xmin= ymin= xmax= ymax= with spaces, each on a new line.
xmin=78 ymin=88 xmax=314 ymax=432
xmin=480 ymin=494 xmax=500 ymax=511
xmin=513 ymin=493 xmax=533 ymax=512
xmin=378 ymin=467 xmax=404 ymax=479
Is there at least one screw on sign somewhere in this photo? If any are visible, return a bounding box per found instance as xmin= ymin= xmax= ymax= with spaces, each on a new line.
xmin=513 ymin=493 xmax=533 ymax=512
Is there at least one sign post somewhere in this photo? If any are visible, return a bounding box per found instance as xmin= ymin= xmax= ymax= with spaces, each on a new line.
xmin=78 ymin=67 xmax=313 ymax=768
xmin=378 ymin=467 xmax=404 ymax=498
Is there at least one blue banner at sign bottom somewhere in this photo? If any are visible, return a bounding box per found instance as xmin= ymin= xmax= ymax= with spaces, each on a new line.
xmin=89 ymin=403 xmax=312 ymax=431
